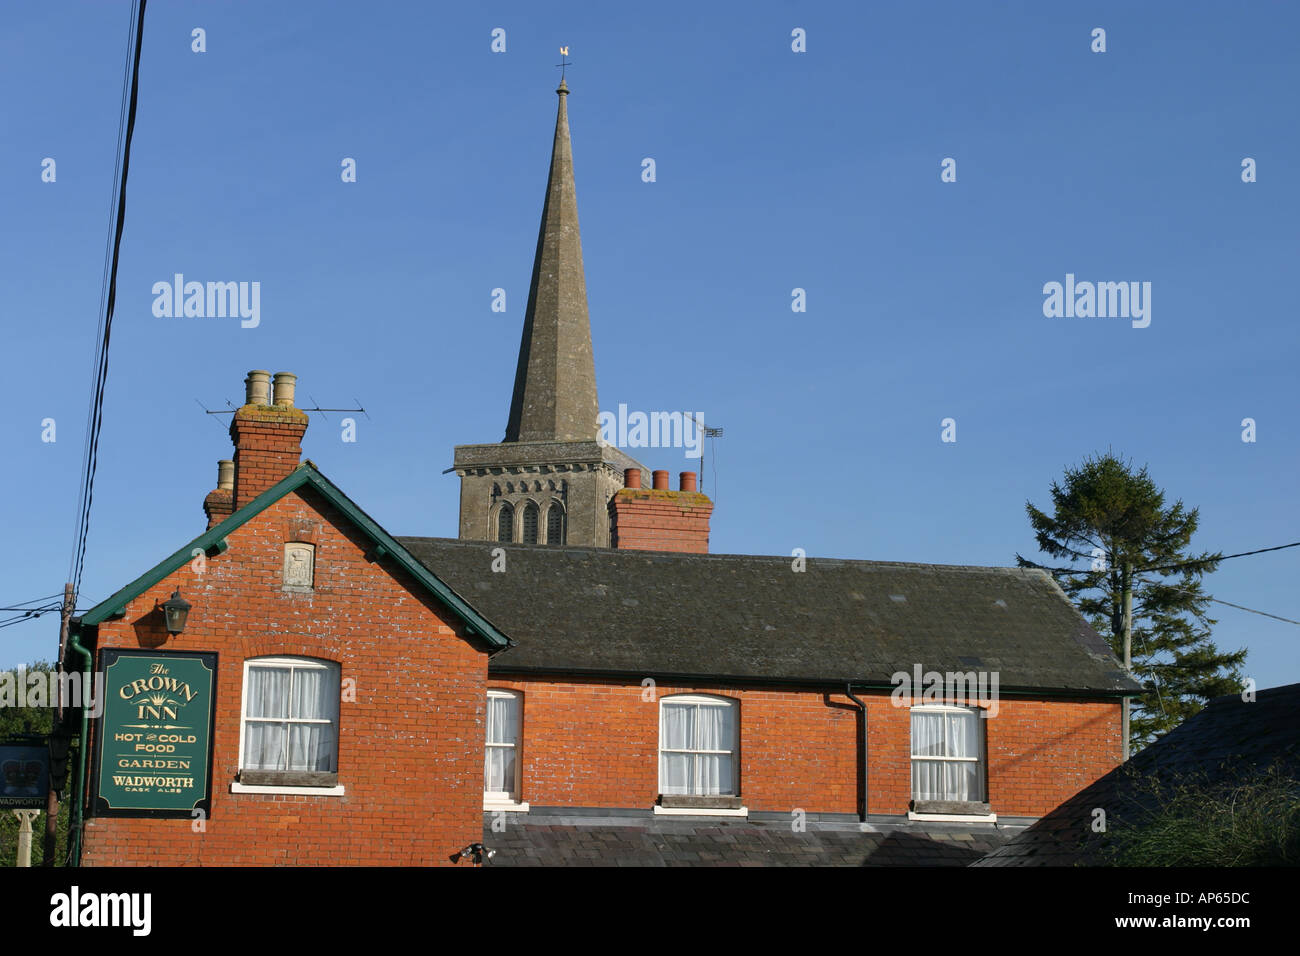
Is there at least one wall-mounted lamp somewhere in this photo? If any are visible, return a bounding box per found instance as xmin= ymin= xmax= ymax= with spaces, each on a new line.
xmin=451 ymin=842 xmax=495 ymax=866
xmin=159 ymin=589 xmax=192 ymax=636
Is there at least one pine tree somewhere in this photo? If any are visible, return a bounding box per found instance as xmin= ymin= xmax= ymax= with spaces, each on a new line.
xmin=1017 ymin=452 xmax=1246 ymax=752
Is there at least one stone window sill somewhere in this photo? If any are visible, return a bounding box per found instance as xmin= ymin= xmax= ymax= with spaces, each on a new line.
xmin=656 ymin=794 xmax=747 ymax=817
xmin=909 ymin=799 xmax=995 ymax=823
xmin=484 ymin=798 xmax=530 ymax=812
xmin=654 ymin=805 xmax=749 ymax=817
xmin=660 ymin=794 xmax=743 ymax=810
xmin=232 ymin=769 xmax=343 ymax=796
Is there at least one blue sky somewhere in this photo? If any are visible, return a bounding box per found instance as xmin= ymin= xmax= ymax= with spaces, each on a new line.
xmin=2 ymin=1 xmax=1296 ymax=689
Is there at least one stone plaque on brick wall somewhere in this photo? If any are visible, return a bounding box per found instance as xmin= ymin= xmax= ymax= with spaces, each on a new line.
xmin=284 ymin=543 xmax=315 ymax=588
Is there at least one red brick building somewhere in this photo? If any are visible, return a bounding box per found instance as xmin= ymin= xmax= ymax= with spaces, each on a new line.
xmin=71 ymin=377 xmax=1132 ymax=865
xmin=72 ymin=374 xmax=513 ymax=866
xmin=402 ymin=537 xmax=1131 ymax=825
xmin=67 ymin=79 xmax=1138 ymax=866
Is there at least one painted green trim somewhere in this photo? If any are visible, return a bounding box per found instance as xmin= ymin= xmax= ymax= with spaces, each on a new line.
xmin=66 ymin=620 xmax=93 ymax=867
xmin=78 ymin=464 xmax=512 ymax=650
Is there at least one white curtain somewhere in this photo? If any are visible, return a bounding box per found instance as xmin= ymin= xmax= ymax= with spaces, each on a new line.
xmin=660 ymin=703 xmax=694 ymax=794
xmin=246 ymin=667 xmax=289 ymax=719
xmin=244 ymin=667 xmax=288 ymax=770
xmin=696 ymin=704 xmax=734 ymax=795
xmin=484 ymin=748 xmax=516 ymax=794
xmin=244 ymin=664 xmax=337 ymax=772
xmin=660 ymin=700 xmax=735 ymax=796
xmin=484 ymin=695 xmax=519 ymax=793
xmin=911 ymin=709 xmax=981 ymax=801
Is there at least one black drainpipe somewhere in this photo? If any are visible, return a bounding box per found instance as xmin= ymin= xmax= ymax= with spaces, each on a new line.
xmin=845 ymin=684 xmax=867 ymax=823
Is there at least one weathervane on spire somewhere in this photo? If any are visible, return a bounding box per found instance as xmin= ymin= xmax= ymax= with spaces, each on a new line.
xmin=556 ymin=46 xmax=572 ymax=81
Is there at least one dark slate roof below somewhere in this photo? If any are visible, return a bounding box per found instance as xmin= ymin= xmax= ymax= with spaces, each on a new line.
xmin=972 ymin=683 xmax=1300 ymax=866
xmin=482 ymin=812 xmax=1021 ymax=867
xmin=397 ymin=537 xmax=1138 ymax=694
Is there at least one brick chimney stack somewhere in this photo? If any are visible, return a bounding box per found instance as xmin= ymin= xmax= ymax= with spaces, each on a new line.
xmin=221 ymin=370 xmax=309 ymax=513
xmin=609 ymin=468 xmax=713 ymax=554
xmin=202 ymin=459 xmax=236 ymax=529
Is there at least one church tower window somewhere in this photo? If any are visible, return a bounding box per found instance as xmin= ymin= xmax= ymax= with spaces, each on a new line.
xmin=547 ymin=502 xmax=565 ymax=546
xmin=497 ymin=503 xmax=514 ymax=543
xmin=522 ymin=502 xmax=539 ymax=544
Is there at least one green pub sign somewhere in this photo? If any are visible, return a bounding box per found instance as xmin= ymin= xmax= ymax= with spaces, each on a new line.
xmin=93 ymin=649 xmax=217 ymax=818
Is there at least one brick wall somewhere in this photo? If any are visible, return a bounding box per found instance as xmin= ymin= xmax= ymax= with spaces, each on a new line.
xmin=230 ymin=405 xmax=309 ymax=510
xmin=81 ymin=486 xmax=491 ymax=866
xmin=487 ymin=675 xmax=1122 ymax=817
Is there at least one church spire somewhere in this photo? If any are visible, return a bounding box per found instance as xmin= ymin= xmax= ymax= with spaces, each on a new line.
xmin=504 ymin=78 xmax=600 ymax=443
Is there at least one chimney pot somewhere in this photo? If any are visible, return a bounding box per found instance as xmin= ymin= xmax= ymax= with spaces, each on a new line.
xmin=229 ymin=371 xmax=308 ymax=510
xmin=244 ymin=370 xmax=272 ymax=406
xmin=679 ymin=471 xmax=697 ymax=492
xmin=272 ymin=372 xmax=297 ymax=407
xmin=652 ymin=470 xmax=669 ymax=490
xmin=217 ymin=459 xmax=235 ymax=491
xmin=624 ymin=468 xmax=641 ymax=490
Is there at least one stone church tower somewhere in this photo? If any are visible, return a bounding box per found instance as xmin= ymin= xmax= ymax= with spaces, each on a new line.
xmin=453 ymin=80 xmax=647 ymax=547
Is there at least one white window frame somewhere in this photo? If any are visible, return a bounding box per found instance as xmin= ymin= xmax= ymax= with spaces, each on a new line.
xmin=656 ymin=694 xmax=741 ymax=806
xmin=484 ymin=689 xmax=527 ymax=811
xmin=232 ymin=656 xmax=344 ymax=796
xmin=908 ymin=703 xmax=991 ymax=820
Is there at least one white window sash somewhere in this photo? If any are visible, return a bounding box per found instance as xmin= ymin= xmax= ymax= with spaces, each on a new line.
xmin=239 ymin=658 xmax=340 ymax=774
xmin=659 ymin=697 xmax=738 ymax=797
xmin=484 ymin=691 xmax=521 ymax=798
xmin=910 ymin=705 xmax=985 ymax=802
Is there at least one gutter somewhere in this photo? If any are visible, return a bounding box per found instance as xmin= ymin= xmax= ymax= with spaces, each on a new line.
xmin=486 ymin=664 xmax=1137 ymax=699
xmin=66 ymin=619 xmax=93 ymax=867
xmin=845 ymin=684 xmax=867 ymax=823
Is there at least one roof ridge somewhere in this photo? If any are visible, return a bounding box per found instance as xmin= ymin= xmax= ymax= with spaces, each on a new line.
xmin=393 ymin=534 xmax=1034 ymax=574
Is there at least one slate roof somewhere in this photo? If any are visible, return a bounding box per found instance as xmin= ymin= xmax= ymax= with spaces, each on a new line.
xmin=397 ymin=537 xmax=1139 ymax=694
xmin=972 ymin=683 xmax=1300 ymax=866
xmin=482 ymin=812 xmax=1023 ymax=867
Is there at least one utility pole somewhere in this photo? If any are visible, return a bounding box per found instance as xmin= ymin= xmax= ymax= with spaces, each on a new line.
xmin=47 ymin=582 xmax=75 ymax=865
xmin=1121 ymin=563 xmax=1133 ymax=762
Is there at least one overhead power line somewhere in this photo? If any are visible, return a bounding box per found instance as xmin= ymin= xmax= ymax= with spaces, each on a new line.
xmin=68 ymin=0 xmax=148 ymax=598
xmin=0 ymin=593 xmax=65 ymax=610
xmin=1020 ymin=539 xmax=1300 ymax=577
xmin=1140 ymin=541 xmax=1300 ymax=575
xmin=1018 ymin=539 xmax=1300 ymax=629
xmin=0 ymin=604 xmax=62 ymax=630
xmin=1134 ymin=576 xmax=1300 ymax=628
